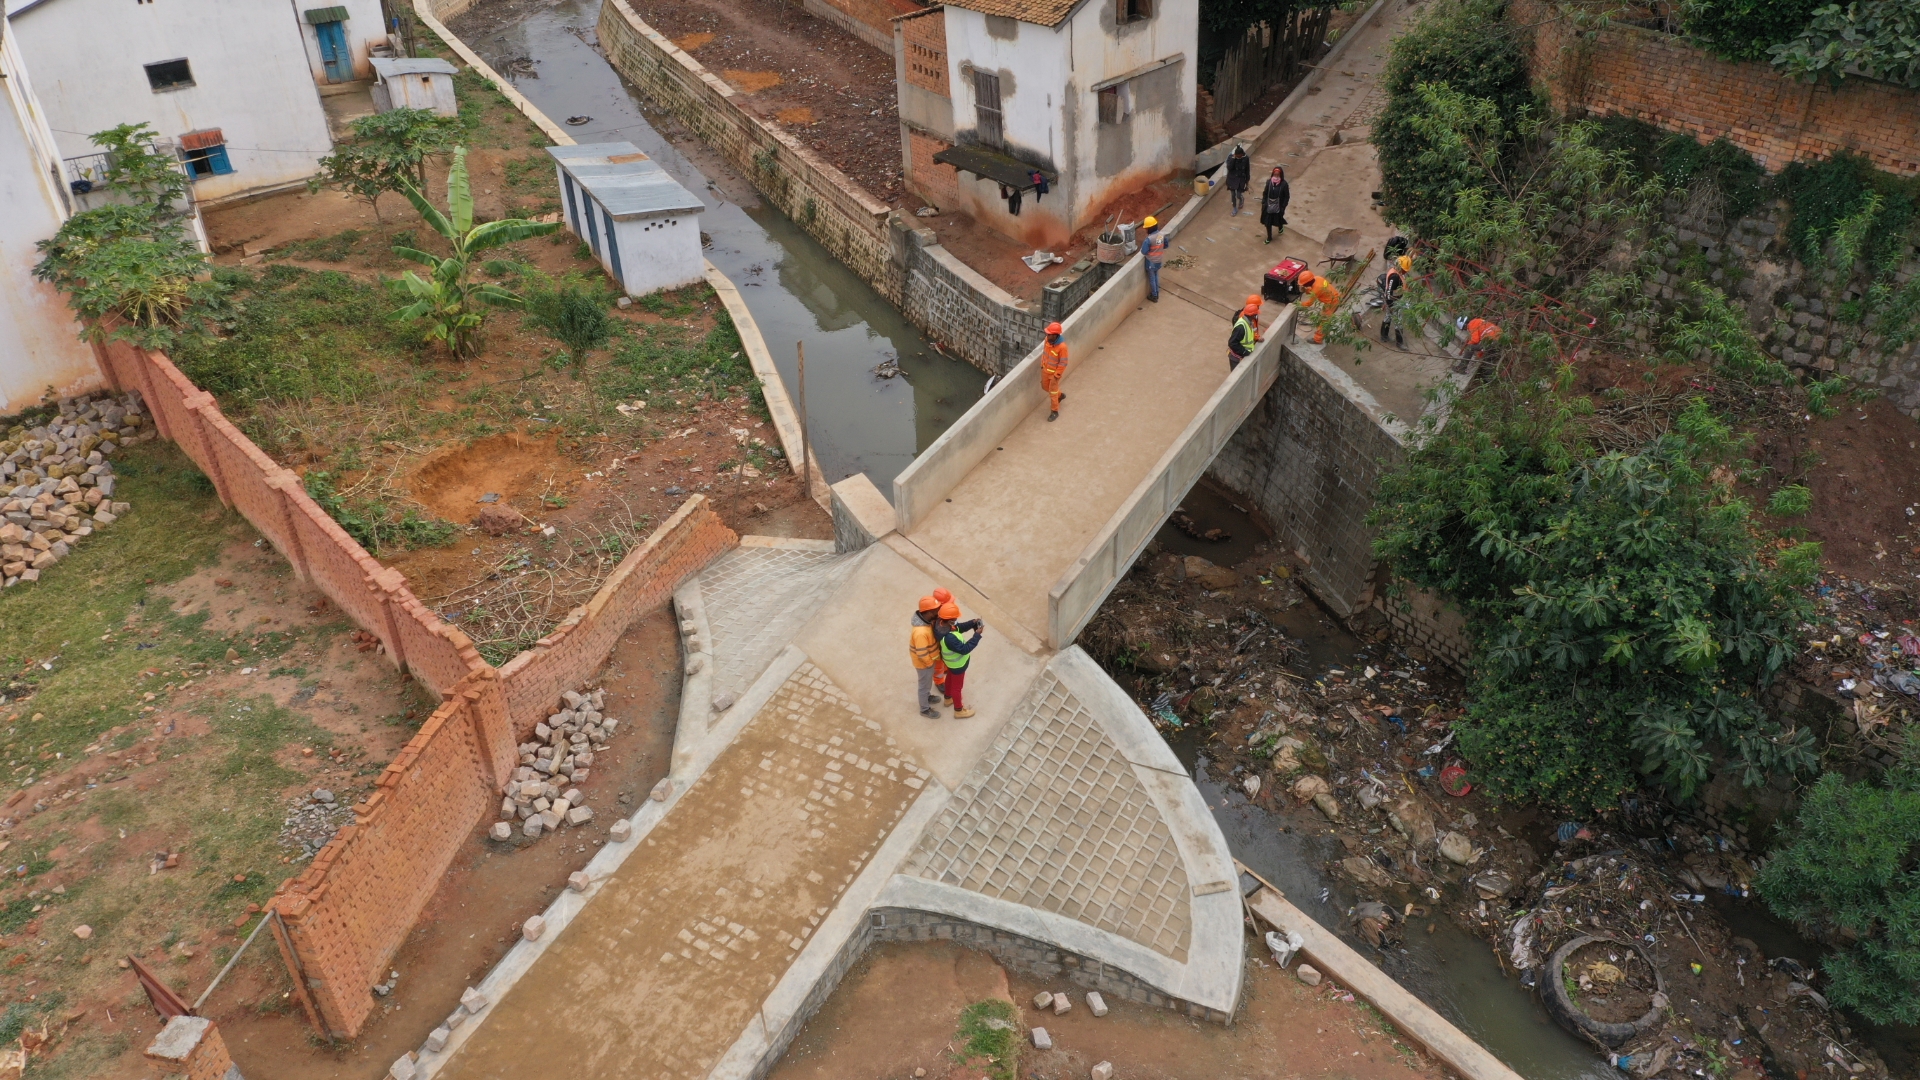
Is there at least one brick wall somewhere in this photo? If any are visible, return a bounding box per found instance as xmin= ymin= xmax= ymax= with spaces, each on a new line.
xmin=801 ymin=0 xmax=921 ymax=54
xmin=906 ymin=129 xmax=960 ymax=213
xmin=901 ymin=8 xmax=947 ymax=96
xmin=1516 ymin=0 xmax=1920 ymax=177
xmin=143 ymin=1015 xmax=240 ymax=1080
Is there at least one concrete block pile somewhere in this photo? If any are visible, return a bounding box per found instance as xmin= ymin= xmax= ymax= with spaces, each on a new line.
xmin=2 ymin=391 xmax=149 ymax=587
xmin=491 ymin=688 xmax=614 ymax=841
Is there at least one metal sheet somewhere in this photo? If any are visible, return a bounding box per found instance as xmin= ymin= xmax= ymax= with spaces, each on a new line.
xmin=543 ymin=142 xmax=704 ymax=221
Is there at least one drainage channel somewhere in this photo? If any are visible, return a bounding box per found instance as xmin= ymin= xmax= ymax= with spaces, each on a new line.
xmin=452 ymin=0 xmax=983 ymax=495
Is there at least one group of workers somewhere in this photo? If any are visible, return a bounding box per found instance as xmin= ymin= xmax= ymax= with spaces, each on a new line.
xmin=909 ymin=589 xmax=984 ymax=719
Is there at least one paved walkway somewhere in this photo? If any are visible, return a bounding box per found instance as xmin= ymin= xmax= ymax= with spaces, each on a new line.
xmin=422 ymin=6 xmax=1442 ymax=1080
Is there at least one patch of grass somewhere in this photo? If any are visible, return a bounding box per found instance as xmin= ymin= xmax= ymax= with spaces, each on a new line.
xmin=303 ymin=470 xmax=457 ymax=554
xmin=277 ymin=229 xmax=364 ymax=263
xmin=599 ymin=308 xmax=763 ymax=417
xmin=171 ymin=265 xmax=402 ymax=410
xmin=0 ymin=441 xmax=236 ymax=765
xmin=953 ymin=1000 xmax=1019 ymax=1080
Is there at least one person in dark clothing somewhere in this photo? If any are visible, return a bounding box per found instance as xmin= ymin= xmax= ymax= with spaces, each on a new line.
xmin=1224 ymin=145 xmax=1251 ymax=216
xmin=935 ymin=601 xmax=984 ymax=718
xmin=1260 ymin=166 xmax=1290 ymax=244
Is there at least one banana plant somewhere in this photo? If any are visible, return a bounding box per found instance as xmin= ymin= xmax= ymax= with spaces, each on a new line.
xmin=392 ymin=146 xmax=559 ymax=358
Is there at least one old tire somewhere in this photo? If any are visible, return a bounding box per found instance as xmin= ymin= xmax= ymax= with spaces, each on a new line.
xmin=1543 ymin=935 xmax=1665 ymax=1049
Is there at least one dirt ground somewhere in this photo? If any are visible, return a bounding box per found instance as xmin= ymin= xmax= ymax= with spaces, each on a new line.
xmin=770 ymin=939 xmax=1445 ymax=1080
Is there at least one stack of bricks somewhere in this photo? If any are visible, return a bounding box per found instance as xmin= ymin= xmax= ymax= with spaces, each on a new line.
xmin=1514 ymin=0 xmax=1919 ymax=178
xmin=144 ymin=1016 xmax=242 ymax=1080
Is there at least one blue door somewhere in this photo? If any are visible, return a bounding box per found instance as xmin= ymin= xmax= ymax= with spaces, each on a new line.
xmin=316 ymin=21 xmax=349 ymax=83
xmin=603 ymin=208 xmax=622 ymax=287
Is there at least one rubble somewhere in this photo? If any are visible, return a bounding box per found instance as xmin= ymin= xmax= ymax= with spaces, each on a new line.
xmin=279 ymin=789 xmax=353 ymax=860
xmin=489 ymin=687 xmax=621 ymax=847
xmin=1 ymin=390 xmax=149 ymax=588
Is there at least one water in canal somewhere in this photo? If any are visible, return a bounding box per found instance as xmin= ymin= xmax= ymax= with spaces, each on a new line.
xmin=465 ymin=6 xmax=1611 ymax=1074
xmin=455 ymin=0 xmax=983 ymax=493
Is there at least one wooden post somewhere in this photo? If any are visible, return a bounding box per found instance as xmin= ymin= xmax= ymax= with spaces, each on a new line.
xmin=795 ymin=342 xmax=810 ymax=495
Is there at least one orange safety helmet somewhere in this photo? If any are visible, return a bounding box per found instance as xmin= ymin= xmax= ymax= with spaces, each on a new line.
xmin=938 ymin=602 xmax=961 ymax=620
xmin=1246 ymin=294 xmax=1262 ymax=308
xmin=917 ymin=595 xmax=939 ymax=613
xmin=1298 ymin=271 xmax=1316 ymax=288
xmin=932 ymin=587 xmax=953 ymax=605
xmin=1045 ymin=322 xmax=1064 ymax=336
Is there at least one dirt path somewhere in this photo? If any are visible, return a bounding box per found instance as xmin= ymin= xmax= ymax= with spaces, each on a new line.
xmin=771 ymin=940 xmax=1446 ymax=1080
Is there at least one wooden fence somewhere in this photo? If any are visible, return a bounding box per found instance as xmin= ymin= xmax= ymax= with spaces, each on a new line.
xmin=1208 ymin=5 xmax=1336 ymax=131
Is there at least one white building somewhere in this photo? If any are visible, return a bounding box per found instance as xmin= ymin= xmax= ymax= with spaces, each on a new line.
xmin=896 ymin=0 xmax=1196 ymax=248
xmin=547 ymin=143 xmax=705 ymax=298
xmin=5 ymin=0 xmax=338 ymax=205
xmin=371 ymin=57 xmax=459 ymax=118
xmin=0 ymin=14 xmax=100 ymax=414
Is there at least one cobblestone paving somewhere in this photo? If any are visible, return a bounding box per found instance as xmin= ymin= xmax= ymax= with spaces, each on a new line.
xmin=697 ymin=545 xmax=857 ymax=704
xmin=901 ymin=669 xmax=1193 ymax=961
xmin=438 ymin=661 xmax=928 ymax=1080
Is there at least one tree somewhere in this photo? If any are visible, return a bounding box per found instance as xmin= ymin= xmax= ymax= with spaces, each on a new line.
xmin=1680 ymin=0 xmax=1823 ymax=63
xmin=310 ymin=108 xmax=460 ymax=221
xmin=1758 ymin=752 xmax=1920 ymax=1025
xmin=90 ymin=122 xmax=189 ymax=213
xmin=525 ymin=279 xmax=613 ymax=373
xmin=390 ymin=147 xmax=560 ymax=359
xmin=1771 ymin=2 xmax=1920 ymax=90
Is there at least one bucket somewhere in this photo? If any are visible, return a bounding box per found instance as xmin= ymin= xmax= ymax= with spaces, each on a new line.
xmin=1194 ymin=174 xmax=1212 ymax=197
xmin=1096 ymin=237 xmax=1126 ymax=264
xmin=1118 ymin=221 xmax=1138 ymax=254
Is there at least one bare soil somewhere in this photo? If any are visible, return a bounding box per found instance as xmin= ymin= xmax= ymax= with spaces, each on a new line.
xmin=770 ymin=939 xmax=1446 ymax=1080
xmin=609 ymin=0 xmax=906 ymax=202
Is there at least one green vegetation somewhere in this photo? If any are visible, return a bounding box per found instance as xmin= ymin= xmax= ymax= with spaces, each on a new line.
xmin=953 ymin=1000 xmax=1019 ymax=1080
xmin=302 ymin=470 xmax=456 ymax=554
xmin=1759 ymin=742 xmax=1920 ymax=1024
xmin=1680 ymin=0 xmax=1823 ymax=63
xmin=1770 ymin=1 xmax=1920 ymax=89
xmin=1591 ymin=115 xmax=1768 ymax=221
xmin=599 ymin=306 xmax=764 ymax=418
xmin=310 ymin=108 xmax=462 ymax=222
xmin=525 ymin=276 xmax=614 ymax=371
xmin=390 ymin=146 xmax=561 ymax=358
xmin=172 ymin=265 xmax=393 ymax=408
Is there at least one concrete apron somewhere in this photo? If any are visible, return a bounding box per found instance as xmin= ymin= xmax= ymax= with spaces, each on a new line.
xmin=413 ymin=538 xmax=1243 ymax=1080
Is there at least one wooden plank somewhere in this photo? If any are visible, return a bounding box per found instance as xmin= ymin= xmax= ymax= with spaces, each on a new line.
xmin=1237 ymin=861 xmax=1528 ymax=1080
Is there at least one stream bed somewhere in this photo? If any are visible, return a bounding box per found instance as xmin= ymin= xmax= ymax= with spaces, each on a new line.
xmin=451 ymin=0 xmax=983 ymax=494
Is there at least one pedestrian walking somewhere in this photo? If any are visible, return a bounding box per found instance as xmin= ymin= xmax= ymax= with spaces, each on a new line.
xmin=1225 ymin=146 xmax=1251 ymax=216
xmin=1141 ymin=216 xmax=1166 ymax=303
xmin=1228 ymin=295 xmax=1262 ymax=371
xmin=910 ymin=596 xmax=943 ymax=718
xmin=1260 ymin=166 xmax=1289 ymax=244
xmin=1041 ymin=322 xmax=1068 ymax=421
xmin=936 ymin=602 xmax=984 ymax=718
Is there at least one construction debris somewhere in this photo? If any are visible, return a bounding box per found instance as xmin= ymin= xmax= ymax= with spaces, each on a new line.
xmin=491 ymin=687 xmax=618 ymax=844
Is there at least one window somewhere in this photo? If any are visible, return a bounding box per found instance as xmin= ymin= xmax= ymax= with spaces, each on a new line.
xmin=144 ymin=58 xmax=194 ymax=92
xmin=1117 ymin=0 xmax=1152 ymax=22
xmin=180 ymin=130 xmax=233 ymax=179
xmin=1098 ymin=85 xmax=1121 ymax=125
xmin=972 ymin=70 xmax=1003 ymax=149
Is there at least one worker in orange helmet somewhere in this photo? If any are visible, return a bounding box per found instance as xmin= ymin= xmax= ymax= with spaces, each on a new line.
xmin=930 ymin=587 xmax=957 ymax=702
xmin=910 ymin=596 xmax=943 ymax=718
xmin=935 ymin=601 xmax=985 ymax=719
xmin=1228 ymin=295 xmax=1262 ymax=371
xmin=1297 ymin=271 xmax=1342 ymax=343
xmin=1462 ymin=315 xmax=1502 ymax=363
xmin=1041 ymin=321 xmax=1068 ymax=422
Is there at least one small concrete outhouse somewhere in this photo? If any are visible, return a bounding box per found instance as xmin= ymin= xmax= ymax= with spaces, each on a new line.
xmin=369 ymin=57 xmax=459 ymax=117
xmin=545 ymin=142 xmax=705 ymax=297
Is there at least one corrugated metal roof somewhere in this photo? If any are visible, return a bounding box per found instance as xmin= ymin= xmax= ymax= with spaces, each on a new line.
xmin=369 ymin=57 xmax=459 ymax=79
xmin=942 ymin=0 xmax=1082 ymax=29
xmin=303 ymin=5 xmax=351 ymax=24
xmin=544 ymin=142 xmax=705 ymax=220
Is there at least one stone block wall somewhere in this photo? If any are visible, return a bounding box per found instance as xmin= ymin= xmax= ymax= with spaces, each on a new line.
xmin=897 ymin=222 xmax=1049 ymax=374
xmin=1373 ymin=583 xmax=1471 ymax=672
xmin=1516 ymin=0 xmax=1920 ymax=178
xmin=1207 ymin=344 xmax=1405 ymax=619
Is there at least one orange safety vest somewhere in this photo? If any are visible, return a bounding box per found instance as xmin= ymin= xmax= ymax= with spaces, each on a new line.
xmin=1042 ymin=339 xmax=1068 ymax=375
xmin=910 ymin=623 xmax=939 ymax=668
xmin=1467 ymin=317 xmax=1501 ymax=345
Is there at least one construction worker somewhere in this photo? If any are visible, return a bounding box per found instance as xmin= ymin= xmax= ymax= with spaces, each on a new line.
xmin=931 ymin=587 xmax=956 ymax=702
xmin=1378 ymin=255 xmax=1410 ymax=346
xmin=1463 ymin=316 xmax=1502 ymax=362
xmin=936 ymin=602 xmax=984 ymax=718
xmin=1298 ymin=271 xmax=1341 ymax=343
xmin=910 ymin=596 xmax=943 ymax=718
xmin=1142 ymin=216 xmax=1166 ymax=303
xmin=1228 ymin=296 xmax=1262 ymax=371
xmin=1041 ymin=322 xmax=1068 ymax=421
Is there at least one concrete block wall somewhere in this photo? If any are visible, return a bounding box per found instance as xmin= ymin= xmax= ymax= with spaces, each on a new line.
xmin=897 ymin=222 xmax=1049 ymax=374
xmin=1373 ymin=582 xmax=1472 ymax=672
xmin=1207 ymin=343 xmax=1405 ymax=619
xmin=1516 ymin=0 xmax=1920 ymax=178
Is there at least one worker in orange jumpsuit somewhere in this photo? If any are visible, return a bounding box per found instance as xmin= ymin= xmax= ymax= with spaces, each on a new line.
xmin=910 ymin=596 xmax=943 ymax=718
xmin=1041 ymin=322 xmax=1068 ymax=421
xmin=1463 ymin=316 xmax=1502 ymax=362
xmin=1296 ymin=271 xmax=1342 ymax=343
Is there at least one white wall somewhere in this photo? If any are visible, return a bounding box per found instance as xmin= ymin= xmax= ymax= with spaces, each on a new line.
xmin=942 ymin=0 xmax=1195 ymax=246
xmin=612 ymin=214 xmax=704 ymax=298
xmin=0 ymin=20 xmax=100 ymax=414
xmin=8 ymin=0 xmax=334 ymax=203
xmin=296 ymin=0 xmax=390 ymax=83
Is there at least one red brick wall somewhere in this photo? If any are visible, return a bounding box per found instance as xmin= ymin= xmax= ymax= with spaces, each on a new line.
xmin=907 ymin=129 xmax=960 ymax=211
xmin=143 ymin=1016 xmax=237 ymax=1080
xmin=1516 ymin=0 xmax=1920 ymax=176
xmin=901 ymin=8 xmax=947 ymax=96
xmin=807 ymin=0 xmax=924 ymax=53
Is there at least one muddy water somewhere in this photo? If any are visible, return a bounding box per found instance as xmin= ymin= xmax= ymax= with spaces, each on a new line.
xmin=455 ymin=0 xmax=983 ymax=493
xmin=1151 ymin=497 xmax=1612 ymax=1077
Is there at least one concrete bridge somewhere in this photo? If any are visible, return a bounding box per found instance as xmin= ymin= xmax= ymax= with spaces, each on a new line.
xmin=408 ymin=3 xmax=1495 ymax=1078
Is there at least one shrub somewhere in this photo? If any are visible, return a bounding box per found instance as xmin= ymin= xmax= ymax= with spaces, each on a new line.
xmin=1591 ymin=115 xmax=1768 ymax=221
xmin=1372 ymin=0 xmax=1533 ymax=239
xmin=1680 ymin=0 xmax=1822 ymax=63
xmin=1771 ymin=1 xmax=1920 ymax=89
xmin=1758 ymin=754 xmax=1920 ymax=1025
xmin=32 ymin=203 xmax=219 ymax=349
xmin=1371 ymin=391 xmax=1821 ymax=812
xmin=525 ymin=278 xmax=613 ymax=371
xmin=303 ymin=470 xmax=454 ymax=553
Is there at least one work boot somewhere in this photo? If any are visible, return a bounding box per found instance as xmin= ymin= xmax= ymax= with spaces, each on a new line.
xmin=1394 ymin=329 xmax=1405 ymax=347
xmin=1057 ymin=393 xmax=1065 ymax=403
xmin=1048 ymin=410 xmax=1059 ymax=422
xmin=1148 ymin=293 xmax=1159 ymax=302
xmin=920 ymin=707 xmax=940 ymax=719
xmin=953 ymin=707 xmax=976 ymax=718
xmin=1380 ymin=320 xmax=1390 ymax=341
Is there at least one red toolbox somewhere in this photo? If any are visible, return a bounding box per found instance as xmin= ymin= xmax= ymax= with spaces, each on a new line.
xmin=1262 ymin=258 xmax=1308 ymax=303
